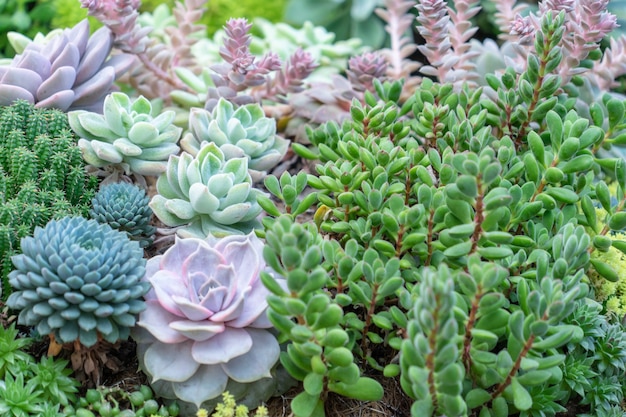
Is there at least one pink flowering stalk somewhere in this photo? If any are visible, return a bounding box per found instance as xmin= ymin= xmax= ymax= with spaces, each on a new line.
xmin=446 ymin=0 xmax=481 ymax=85
xmin=540 ymin=0 xmax=618 ymax=81
xmin=261 ymin=48 xmax=318 ymax=99
xmin=206 ymin=18 xmax=282 ymax=111
xmin=503 ymin=0 xmax=619 ymax=83
xmin=415 ymin=0 xmax=453 ymax=82
xmin=81 ymin=0 xmax=190 ymax=93
xmin=80 ymin=0 xmax=149 ymax=54
xmin=376 ymin=0 xmax=422 ymax=97
xmin=415 ymin=0 xmax=482 ymax=85
xmin=494 ymin=0 xmax=530 ymax=42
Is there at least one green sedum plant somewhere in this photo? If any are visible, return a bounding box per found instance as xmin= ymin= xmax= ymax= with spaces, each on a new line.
xmin=0 ymin=324 xmax=31 ymax=380
xmin=150 ymin=142 xmax=264 ymax=238
xmin=0 ymin=373 xmax=45 ymax=417
xmin=64 ymin=384 xmax=180 ymax=417
xmin=260 ymin=9 xmax=626 ymax=417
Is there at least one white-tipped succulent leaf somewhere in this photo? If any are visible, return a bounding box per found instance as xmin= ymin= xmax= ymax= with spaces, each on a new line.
xmin=69 ymin=92 xmax=181 ymax=179
xmin=181 ymin=98 xmax=288 ymax=182
xmin=150 ymin=142 xmax=264 ymax=238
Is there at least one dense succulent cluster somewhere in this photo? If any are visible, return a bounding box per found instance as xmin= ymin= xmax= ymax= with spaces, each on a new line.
xmin=0 ymin=0 xmax=623 ymax=416
xmin=90 ymin=182 xmax=156 ymax=248
xmin=150 ymin=142 xmax=264 ymax=238
xmin=259 ymin=8 xmax=626 ymax=417
xmin=0 ymin=100 xmax=98 ymax=298
xmin=181 ymin=98 xmax=289 ymax=181
xmin=64 ymin=385 xmax=180 ymax=417
xmin=0 ymin=19 xmax=133 ymax=112
xmin=133 ymin=233 xmax=285 ymax=413
xmin=0 ymin=324 xmax=80 ymax=417
xmin=69 ymin=92 xmax=181 ymax=183
xmin=6 ymin=216 xmax=148 ymax=347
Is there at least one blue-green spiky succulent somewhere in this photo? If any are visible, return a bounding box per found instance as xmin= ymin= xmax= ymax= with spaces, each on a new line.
xmin=90 ymin=182 xmax=156 ymax=248
xmin=6 ymin=216 xmax=148 ymax=347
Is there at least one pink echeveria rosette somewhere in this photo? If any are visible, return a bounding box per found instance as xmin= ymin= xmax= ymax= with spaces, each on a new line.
xmin=132 ymin=232 xmax=285 ymax=409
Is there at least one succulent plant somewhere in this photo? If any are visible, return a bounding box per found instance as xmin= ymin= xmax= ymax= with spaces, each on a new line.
xmin=190 ymin=18 xmax=367 ymax=81
xmin=149 ymin=142 xmax=265 ymax=238
xmin=284 ymin=0 xmax=387 ymax=48
xmin=68 ymin=92 xmax=181 ymax=183
xmin=6 ymin=216 xmax=149 ymax=347
xmin=0 ymin=19 xmax=134 ymax=112
xmin=90 ymin=182 xmax=156 ymax=248
xmin=133 ymin=233 xmax=284 ymax=411
xmin=181 ymin=98 xmax=289 ymax=182
xmin=0 ymin=100 xmax=99 ymax=300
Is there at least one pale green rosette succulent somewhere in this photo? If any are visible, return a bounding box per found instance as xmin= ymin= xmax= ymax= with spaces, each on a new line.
xmin=181 ymin=98 xmax=289 ymax=182
xmin=149 ymin=142 xmax=264 ymax=238
xmin=68 ymin=92 xmax=181 ymax=182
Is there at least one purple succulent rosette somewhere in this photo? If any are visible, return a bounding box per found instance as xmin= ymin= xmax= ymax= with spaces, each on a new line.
xmin=133 ymin=232 xmax=283 ymax=408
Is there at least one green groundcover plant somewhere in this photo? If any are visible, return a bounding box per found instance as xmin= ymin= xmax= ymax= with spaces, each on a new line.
xmin=0 ymin=0 xmax=626 ymax=416
xmin=258 ymin=9 xmax=626 ymax=417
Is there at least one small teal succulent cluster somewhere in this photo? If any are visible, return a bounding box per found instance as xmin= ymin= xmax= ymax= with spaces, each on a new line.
xmin=90 ymin=182 xmax=156 ymax=248
xmin=6 ymin=216 xmax=148 ymax=347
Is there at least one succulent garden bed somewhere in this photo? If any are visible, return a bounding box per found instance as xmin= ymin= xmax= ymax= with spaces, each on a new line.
xmin=1 ymin=0 xmax=626 ymax=416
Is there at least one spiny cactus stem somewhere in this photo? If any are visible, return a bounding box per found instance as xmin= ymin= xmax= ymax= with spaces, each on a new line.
xmin=138 ymin=53 xmax=190 ymax=92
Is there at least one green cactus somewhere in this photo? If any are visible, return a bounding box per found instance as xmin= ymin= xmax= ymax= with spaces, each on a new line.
xmin=0 ymin=100 xmax=98 ymax=300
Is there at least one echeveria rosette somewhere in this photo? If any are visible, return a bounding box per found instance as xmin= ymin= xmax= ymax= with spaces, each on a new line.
xmin=90 ymin=182 xmax=156 ymax=248
xmin=181 ymin=98 xmax=289 ymax=182
xmin=69 ymin=92 xmax=181 ymax=179
xmin=149 ymin=142 xmax=264 ymax=238
xmin=6 ymin=216 xmax=148 ymax=347
xmin=0 ymin=19 xmax=134 ymax=112
xmin=133 ymin=233 xmax=283 ymax=409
